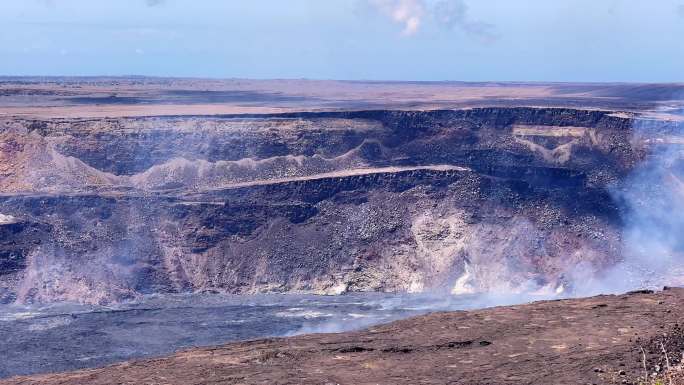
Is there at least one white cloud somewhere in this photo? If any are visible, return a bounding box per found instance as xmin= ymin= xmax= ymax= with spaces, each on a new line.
xmin=367 ymin=0 xmax=497 ymax=40
xmin=368 ymin=0 xmax=427 ymax=36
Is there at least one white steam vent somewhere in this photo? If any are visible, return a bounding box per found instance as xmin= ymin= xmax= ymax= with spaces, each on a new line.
xmin=451 ymin=261 xmax=475 ymax=295
xmin=0 ymin=214 xmax=17 ymax=225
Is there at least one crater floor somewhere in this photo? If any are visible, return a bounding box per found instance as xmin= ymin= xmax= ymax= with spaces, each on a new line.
xmin=3 ymin=288 xmax=683 ymax=385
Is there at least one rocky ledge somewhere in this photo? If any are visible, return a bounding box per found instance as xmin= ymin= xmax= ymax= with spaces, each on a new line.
xmin=3 ymin=288 xmax=683 ymax=385
xmin=5 ymin=106 xmax=666 ymax=304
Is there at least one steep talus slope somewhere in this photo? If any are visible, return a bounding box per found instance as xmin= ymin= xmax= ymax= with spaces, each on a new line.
xmin=0 ymin=107 xmax=676 ymax=304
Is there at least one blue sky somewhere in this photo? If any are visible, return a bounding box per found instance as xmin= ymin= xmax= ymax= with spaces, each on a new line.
xmin=1 ymin=0 xmax=683 ymax=82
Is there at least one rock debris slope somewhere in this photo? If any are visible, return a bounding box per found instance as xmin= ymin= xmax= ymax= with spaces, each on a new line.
xmin=0 ymin=108 xmax=681 ymax=304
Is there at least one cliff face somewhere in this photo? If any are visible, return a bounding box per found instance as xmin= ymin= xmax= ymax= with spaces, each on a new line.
xmin=0 ymin=107 xmax=673 ymax=304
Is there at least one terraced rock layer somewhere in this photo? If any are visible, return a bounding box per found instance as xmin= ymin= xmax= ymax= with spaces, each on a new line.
xmin=0 ymin=107 xmax=678 ymax=303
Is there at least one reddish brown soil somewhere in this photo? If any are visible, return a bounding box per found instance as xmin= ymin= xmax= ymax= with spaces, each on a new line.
xmin=4 ymin=288 xmax=683 ymax=385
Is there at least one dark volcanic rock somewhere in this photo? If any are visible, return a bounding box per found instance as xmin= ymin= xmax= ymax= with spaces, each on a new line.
xmin=0 ymin=107 xmax=678 ymax=303
xmin=4 ymin=288 xmax=683 ymax=385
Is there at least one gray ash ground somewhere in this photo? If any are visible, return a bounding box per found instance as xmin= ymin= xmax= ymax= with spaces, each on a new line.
xmin=0 ymin=292 xmax=535 ymax=379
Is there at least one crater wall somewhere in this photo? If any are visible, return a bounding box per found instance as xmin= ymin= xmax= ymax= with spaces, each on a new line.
xmin=0 ymin=107 xmax=674 ymax=304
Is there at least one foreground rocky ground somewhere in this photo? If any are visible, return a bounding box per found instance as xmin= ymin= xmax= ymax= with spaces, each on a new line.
xmin=2 ymin=288 xmax=683 ymax=385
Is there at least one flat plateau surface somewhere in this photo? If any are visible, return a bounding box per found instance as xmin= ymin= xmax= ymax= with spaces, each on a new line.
xmin=4 ymin=288 xmax=683 ymax=385
xmin=1 ymin=78 xmax=683 ymax=118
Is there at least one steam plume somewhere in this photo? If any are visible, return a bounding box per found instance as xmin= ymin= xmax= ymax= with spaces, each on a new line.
xmin=433 ymin=0 xmax=498 ymax=41
xmin=367 ymin=0 xmax=498 ymax=40
xmin=368 ymin=0 xmax=426 ymax=36
xmin=607 ymin=101 xmax=684 ymax=291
